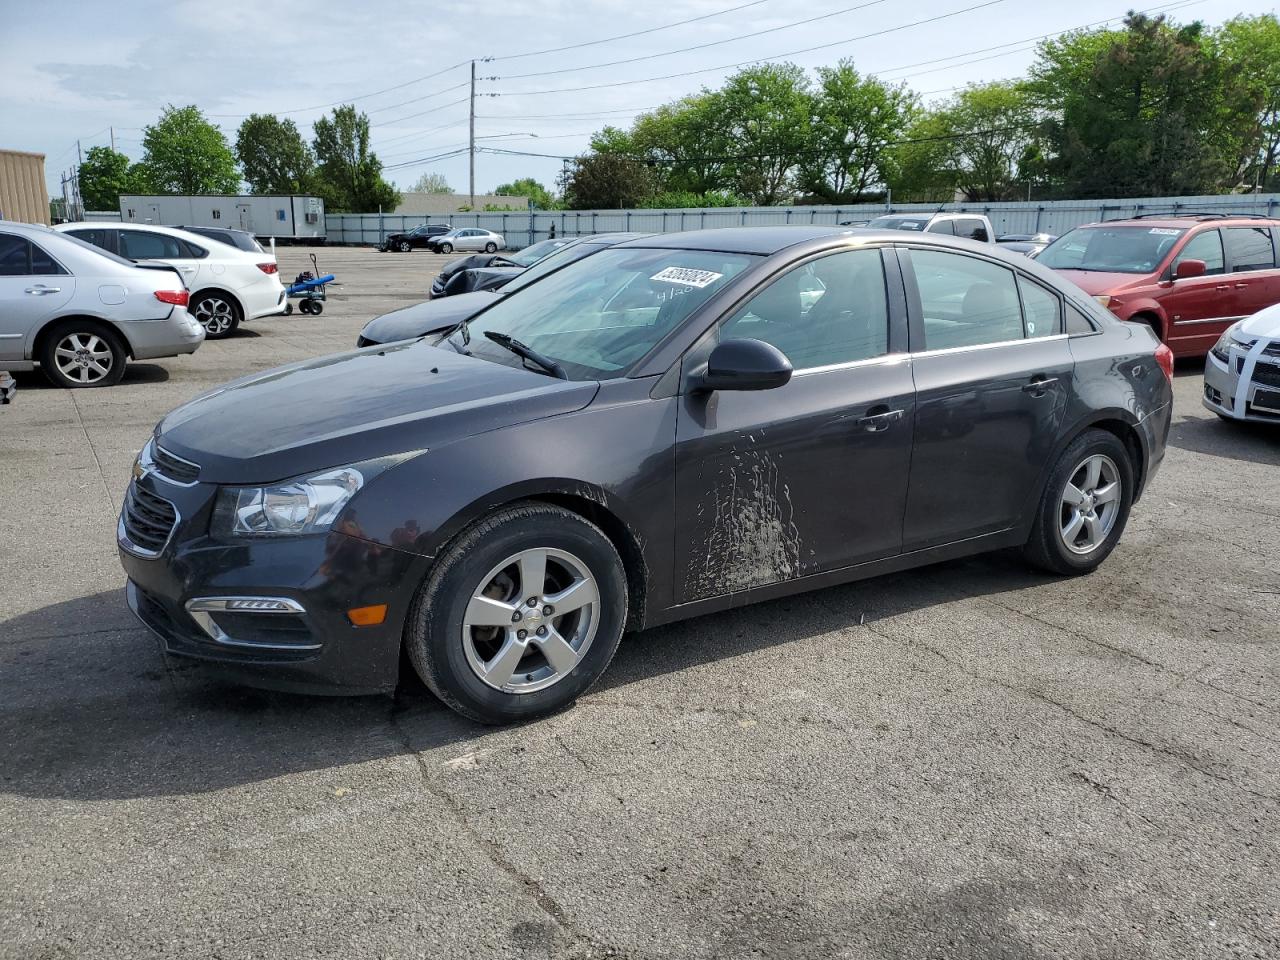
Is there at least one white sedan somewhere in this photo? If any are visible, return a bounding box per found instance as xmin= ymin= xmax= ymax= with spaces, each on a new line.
xmin=428 ymin=228 xmax=505 ymax=254
xmin=55 ymin=223 xmax=286 ymax=339
xmin=1203 ymin=302 xmax=1280 ymax=423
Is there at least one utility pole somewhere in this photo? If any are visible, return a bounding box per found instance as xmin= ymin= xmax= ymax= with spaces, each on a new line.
xmin=469 ymin=59 xmax=476 ymax=212
xmin=110 ymin=127 xmax=115 ymax=152
xmin=74 ymin=141 xmax=83 ymax=218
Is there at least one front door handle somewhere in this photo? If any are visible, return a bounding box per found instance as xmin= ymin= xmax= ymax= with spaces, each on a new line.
xmin=24 ymin=285 xmax=61 ymax=295
xmin=1215 ymin=284 xmax=1231 ymax=291
xmin=856 ymin=407 xmax=904 ymax=432
xmin=1022 ymin=376 xmax=1059 ymax=396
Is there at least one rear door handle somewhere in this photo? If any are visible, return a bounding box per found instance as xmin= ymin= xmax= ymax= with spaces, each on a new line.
xmin=1234 ymin=282 xmax=1250 ymax=289
xmin=24 ymin=285 xmax=61 ymax=295
xmin=1022 ymin=376 xmax=1059 ymax=396
xmin=856 ymin=408 xmax=904 ymax=432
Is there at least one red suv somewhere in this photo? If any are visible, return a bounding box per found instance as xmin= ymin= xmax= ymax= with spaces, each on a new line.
xmin=1037 ymin=215 xmax=1280 ymax=357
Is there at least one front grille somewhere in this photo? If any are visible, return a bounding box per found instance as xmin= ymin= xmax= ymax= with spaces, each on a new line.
xmin=152 ymin=444 xmax=200 ymax=484
xmin=1263 ymin=341 xmax=1280 ymax=358
xmin=1251 ymin=362 xmax=1280 ymax=388
xmin=121 ymin=483 xmax=178 ymax=556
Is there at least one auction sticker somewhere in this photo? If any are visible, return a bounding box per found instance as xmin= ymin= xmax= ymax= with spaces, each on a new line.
xmin=650 ymin=266 xmax=724 ymax=288
xmin=1148 ymin=228 xmax=1181 ymax=236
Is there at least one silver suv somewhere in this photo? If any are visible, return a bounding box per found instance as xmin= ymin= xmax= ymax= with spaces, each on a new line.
xmin=0 ymin=221 xmax=205 ymax=388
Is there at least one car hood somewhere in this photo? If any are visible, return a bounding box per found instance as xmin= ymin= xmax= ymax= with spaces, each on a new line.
xmin=455 ymin=266 xmax=524 ymax=294
xmin=1239 ymin=302 xmax=1280 ymax=339
xmin=440 ymin=253 xmax=500 ymax=278
xmin=360 ymin=291 xmax=501 ymax=344
xmin=156 ymin=341 xmax=598 ymax=484
xmin=1052 ymin=270 xmax=1152 ymax=296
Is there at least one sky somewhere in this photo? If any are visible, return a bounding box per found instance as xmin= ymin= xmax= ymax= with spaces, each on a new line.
xmin=2 ymin=0 xmax=1276 ymax=201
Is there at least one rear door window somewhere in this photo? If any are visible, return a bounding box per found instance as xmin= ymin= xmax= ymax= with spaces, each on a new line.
xmin=1224 ymin=227 xmax=1275 ymax=272
xmin=0 ymin=234 xmax=31 ymax=275
xmin=66 ymin=228 xmax=114 ymax=252
xmin=118 ymin=230 xmax=183 ymax=260
xmin=1175 ymin=229 xmax=1225 ymax=276
xmin=911 ymin=249 xmax=1026 ymax=350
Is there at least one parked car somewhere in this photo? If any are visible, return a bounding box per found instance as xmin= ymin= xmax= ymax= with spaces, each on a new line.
xmin=121 ymin=225 xmax=1171 ymax=724
xmin=55 ymin=223 xmax=286 ymax=339
xmin=997 ymin=233 xmax=1057 ymax=257
xmin=1203 ymin=302 xmax=1280 ymax=423
xmin=176 ymin=225 xmax=265 ymax=254
xmin=427 ymin=228 xmax=505 ymax=254
xmin=865 ymin=212 xmax=994 ymax=242
xmin=0 ymin=221 xmax=203 ymax=388
xmin=359 ymin=234 xmax=651 ymax=346
xmin=0 ymin=370 xmax=15 ymax=404
xmin=380 ymin=223 xmax=452 ymax=253
xmin=1036 ymin=214 xmax=1280 ymax=357
xmin=430 ymin=238 xmax=574 ymax=299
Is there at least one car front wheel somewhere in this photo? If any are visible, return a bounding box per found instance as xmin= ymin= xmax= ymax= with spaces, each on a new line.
xmin=484 ymin=242 xmax=497 ymax=253
xmin=1023 ymin=428 xmax=1134 ymax=575
xmin=40 ymin=321 xmax=126 ymax=388
xmin=406 ymin=503 xmax=628 ymax=724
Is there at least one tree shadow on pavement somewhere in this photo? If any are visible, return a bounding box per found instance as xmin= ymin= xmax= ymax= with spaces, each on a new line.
xmin=0 ymin=553 xmax=1053 ymax=802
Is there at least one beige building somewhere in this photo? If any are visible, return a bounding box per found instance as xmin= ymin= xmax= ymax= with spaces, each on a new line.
xmin=393 ymin=192 xmax=530 ymax=216
xmin=0 ymin=150 xmax=49 ymax=225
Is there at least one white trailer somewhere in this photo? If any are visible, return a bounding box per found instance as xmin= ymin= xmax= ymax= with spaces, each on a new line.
xmin=118 ymin=194 xmax=326 ymax=242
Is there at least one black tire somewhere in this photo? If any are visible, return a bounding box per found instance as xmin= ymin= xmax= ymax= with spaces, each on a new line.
xmin=283 ymin=302 xmax=294 ymax=315
xmin=485 ymin=242 xmax=497 ymax=253
xmin=406 ymin=503 xmax=628 ymax=724
xmin=309 ymin=301 xmax=323 ymax=316
xmin=438 ymin=242 xmax=453 ymax=254
xmin=398 ymin=240 xmax=412 ymax=252
xmin=190 ymin=292 xmax=242 ymax=339
xmin=299 ymin=299 xmax=313 ymax=315
xmin=39 ymin=320 xmax=127 ymax=389
xmin=1023 ymin=428 xmax=1135 ymax=576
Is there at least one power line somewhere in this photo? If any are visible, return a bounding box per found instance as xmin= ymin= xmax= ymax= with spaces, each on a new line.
xmin=366 ymin=80 xmax=471 ymax=115
xmin=488 ymin=0 xmax=780 ymax=61
xmin=490 ymin=0 xmax=1009 ymax=97
xmin=477 ymin=106 xmax=663 ymax=121
xmin=372 ymin=96 xmax=471 ymax=130
xmin=209 ymin=61 xmax=471 ymax=118
xmin=500 ymin=0 xmax=891 ymax=80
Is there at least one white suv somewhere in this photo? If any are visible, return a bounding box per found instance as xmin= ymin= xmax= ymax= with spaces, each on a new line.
xmin=55 ymin=223 xmax=286 ymax=339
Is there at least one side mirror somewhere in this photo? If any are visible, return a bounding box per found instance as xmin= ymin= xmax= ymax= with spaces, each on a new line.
xmin=1175 ymin=258 xmax=1206 ymax=280
xmin=690 ymin=338 xmax=793 ymax=393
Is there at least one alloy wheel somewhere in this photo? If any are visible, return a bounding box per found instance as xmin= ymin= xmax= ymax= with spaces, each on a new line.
xmin=53 ymin=332 xmax=113 ymax=384
xmin=462 ymin=547 xmax=600 ymax=693
xmin=193 ymin=297 xmax=235 ymax=335
xmin=1059 ymin=454 xmax=1121 ymax=555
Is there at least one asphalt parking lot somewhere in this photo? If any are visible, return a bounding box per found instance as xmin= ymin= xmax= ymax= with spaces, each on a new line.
xmin=2 ymin=244 xmax=1278 ymax=959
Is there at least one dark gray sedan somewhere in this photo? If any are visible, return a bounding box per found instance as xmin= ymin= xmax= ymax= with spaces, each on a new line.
xmin=120 ymin=226 xmax=1172 ymax=724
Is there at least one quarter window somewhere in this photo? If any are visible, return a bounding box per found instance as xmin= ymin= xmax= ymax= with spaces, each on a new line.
xmin=1017 ymin=276 xmax=1062 ymax=337
xmin=720 ymin=249 xmax=890 ymax=369
xmin=1224 ymin=227 xmax=1275 ymax=272
xmin=912 ymin=249 xmax=1025 ymax=350
xmin=29 ymin=241 xmax=62 ymax=275
xmin=1175 ymin=230 xmax=1225 ymax=276
xmin=1065 ymin=305 xmax=1097 ymax=335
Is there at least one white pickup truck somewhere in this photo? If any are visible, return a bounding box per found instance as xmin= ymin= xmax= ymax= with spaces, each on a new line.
xmin=863 ymin=212 xmax=996 ymax=243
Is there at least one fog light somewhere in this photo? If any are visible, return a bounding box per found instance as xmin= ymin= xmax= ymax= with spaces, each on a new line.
xmin=348 ymin=604 xmax=388 ymax=627
xmin=226 ymin=598 xmax=298 ymax=612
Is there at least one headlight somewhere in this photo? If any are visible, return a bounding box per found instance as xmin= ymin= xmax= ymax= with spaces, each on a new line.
xmin=1094 ymin=295 xmax=1113 ymax=309
xmin=1210 ymin=324 xmax=1253 ymax=364
xmin=213 ymin=454 xmax=417 ymax=538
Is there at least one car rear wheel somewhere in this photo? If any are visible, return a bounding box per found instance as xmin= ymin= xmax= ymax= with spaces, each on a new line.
xmin=398 ymin=240 xmax=412 ymax=252
xmin=484 ymin=242 xmax=497 ymax=253
xmin=438 ymin=242 xmax=453 ymax=254
xmin=1023 ymin=429 xmax=1134 ymax=576
xmin=191 ymin=293 xmax=241 ymax=339
xmin=405 ymin=503 xmax=627 ymax=724
xmin=40 ymin=321 xmax=127 ymax=388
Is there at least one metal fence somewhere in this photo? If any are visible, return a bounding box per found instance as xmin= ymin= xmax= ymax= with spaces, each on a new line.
xmin=327 ymin=193 xmax=1280 ymax=248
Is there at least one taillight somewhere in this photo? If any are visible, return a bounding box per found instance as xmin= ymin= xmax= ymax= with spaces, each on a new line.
xmin=256 ymin=262 xmax=278 ymax=275
xmin=154 ymin=290 xmax=189 ymax=307
xmin=1155 ymin=343 xmax=1174 ymax=383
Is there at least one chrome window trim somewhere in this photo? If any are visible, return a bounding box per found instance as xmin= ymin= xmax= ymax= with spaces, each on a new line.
xmin=184 ymin=596 xmax=320 ymax=651
xmin=910 ymin=333 xmax=1069 ymax=360
xmin=791 ymin=352 xmax=909 ymax=377
xmin=1173 ymin=316 xmax=1244 ymax=326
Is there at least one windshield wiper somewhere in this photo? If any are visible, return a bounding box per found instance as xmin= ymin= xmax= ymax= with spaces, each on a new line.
xmin=483 ymin=331 xmax=568 ymax=379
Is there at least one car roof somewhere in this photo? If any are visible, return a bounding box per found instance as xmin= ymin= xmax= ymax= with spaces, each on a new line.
xmin=1083 ymin=216 xmax=1279 ymax=229
xmin=0 ymin=219 xmax=57 ymax=235
xmin=616 ymin=225 xmax=861 ymax=255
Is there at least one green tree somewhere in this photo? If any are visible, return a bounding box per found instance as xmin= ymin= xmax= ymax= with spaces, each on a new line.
xmin=409 ymin=171 xmax=452 ymax=193
xmin=493 ymin=177 xmax=558 ymax=208
xmin=78 ymin=146 xmax=132 ymax=209
xmin=713 ymin=64 xmax=814 ymax=205
xmin=1214 ymin=15 xmax=1280 ymax=190
xmin=235 ymin=114 xmax=314 ymax=194
xmin=139 ymin=105 xmax=240 ymax=194
xmin=943 ymin=82 xmax=1041 ymax=201
xmin=628 ymin=95 xmax=735 ymax=196
xmin=797 ymin=61 xmax=917 ymax=202
xmin=561 ymin=153 xmax=658 ymax=209
xmin=311 ymin=105 xmax=401 ymax=213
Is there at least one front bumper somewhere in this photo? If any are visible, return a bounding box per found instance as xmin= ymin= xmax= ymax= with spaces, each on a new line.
xmin=1203 ymin=342 xmax=1280 ymax=423
xmin=118 ymin=473 xmax=429 ymax=695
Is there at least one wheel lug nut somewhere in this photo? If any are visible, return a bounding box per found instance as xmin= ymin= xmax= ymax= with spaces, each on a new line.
xmin=527 ymin=597 xmax=538 ymax=607
xmin=536 ymin=626 xmax=547 ymax=637
xmin=511 ymin=611 xmax=522 ymax=622
xmin=517 ymin=629 xmax=528 ymax=640
xmin=542 ymin=605 xmax=553 ymax=615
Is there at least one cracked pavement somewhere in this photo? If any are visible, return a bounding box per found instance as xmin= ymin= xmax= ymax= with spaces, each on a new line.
xmin=2 ymin=247 xmax=1277 ymax=959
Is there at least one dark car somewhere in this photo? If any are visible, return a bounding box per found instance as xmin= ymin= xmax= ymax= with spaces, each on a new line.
xmin=120 ymin=226 xmax=1172 ymax=725
xmin=429 ymin=238 xmax=574 ymax=299
xmin=177 ymin=225 xmax=265 ymax=254
xmin=360 ymin=234 xmax=651 ymax=347
xmin=380 ymin=223 xmax=451 ymax=253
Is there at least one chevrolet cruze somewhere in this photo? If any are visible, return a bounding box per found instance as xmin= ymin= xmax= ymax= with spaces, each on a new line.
xmin=120 ymin=227 xmax=1173 ymax=724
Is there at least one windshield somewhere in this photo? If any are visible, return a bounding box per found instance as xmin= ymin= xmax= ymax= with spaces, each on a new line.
xmin=868 ymin=216 xmax=929 ymax=231
xmin=507 ymin=238 xmax=570 ymax=267
xmin=448 ymin=246 xmax=759 ymax=380
xmin=499 ymin=240 xmax=596 ymax=293
xmin=1038 ymin=225 xmax=1186 ymax=273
